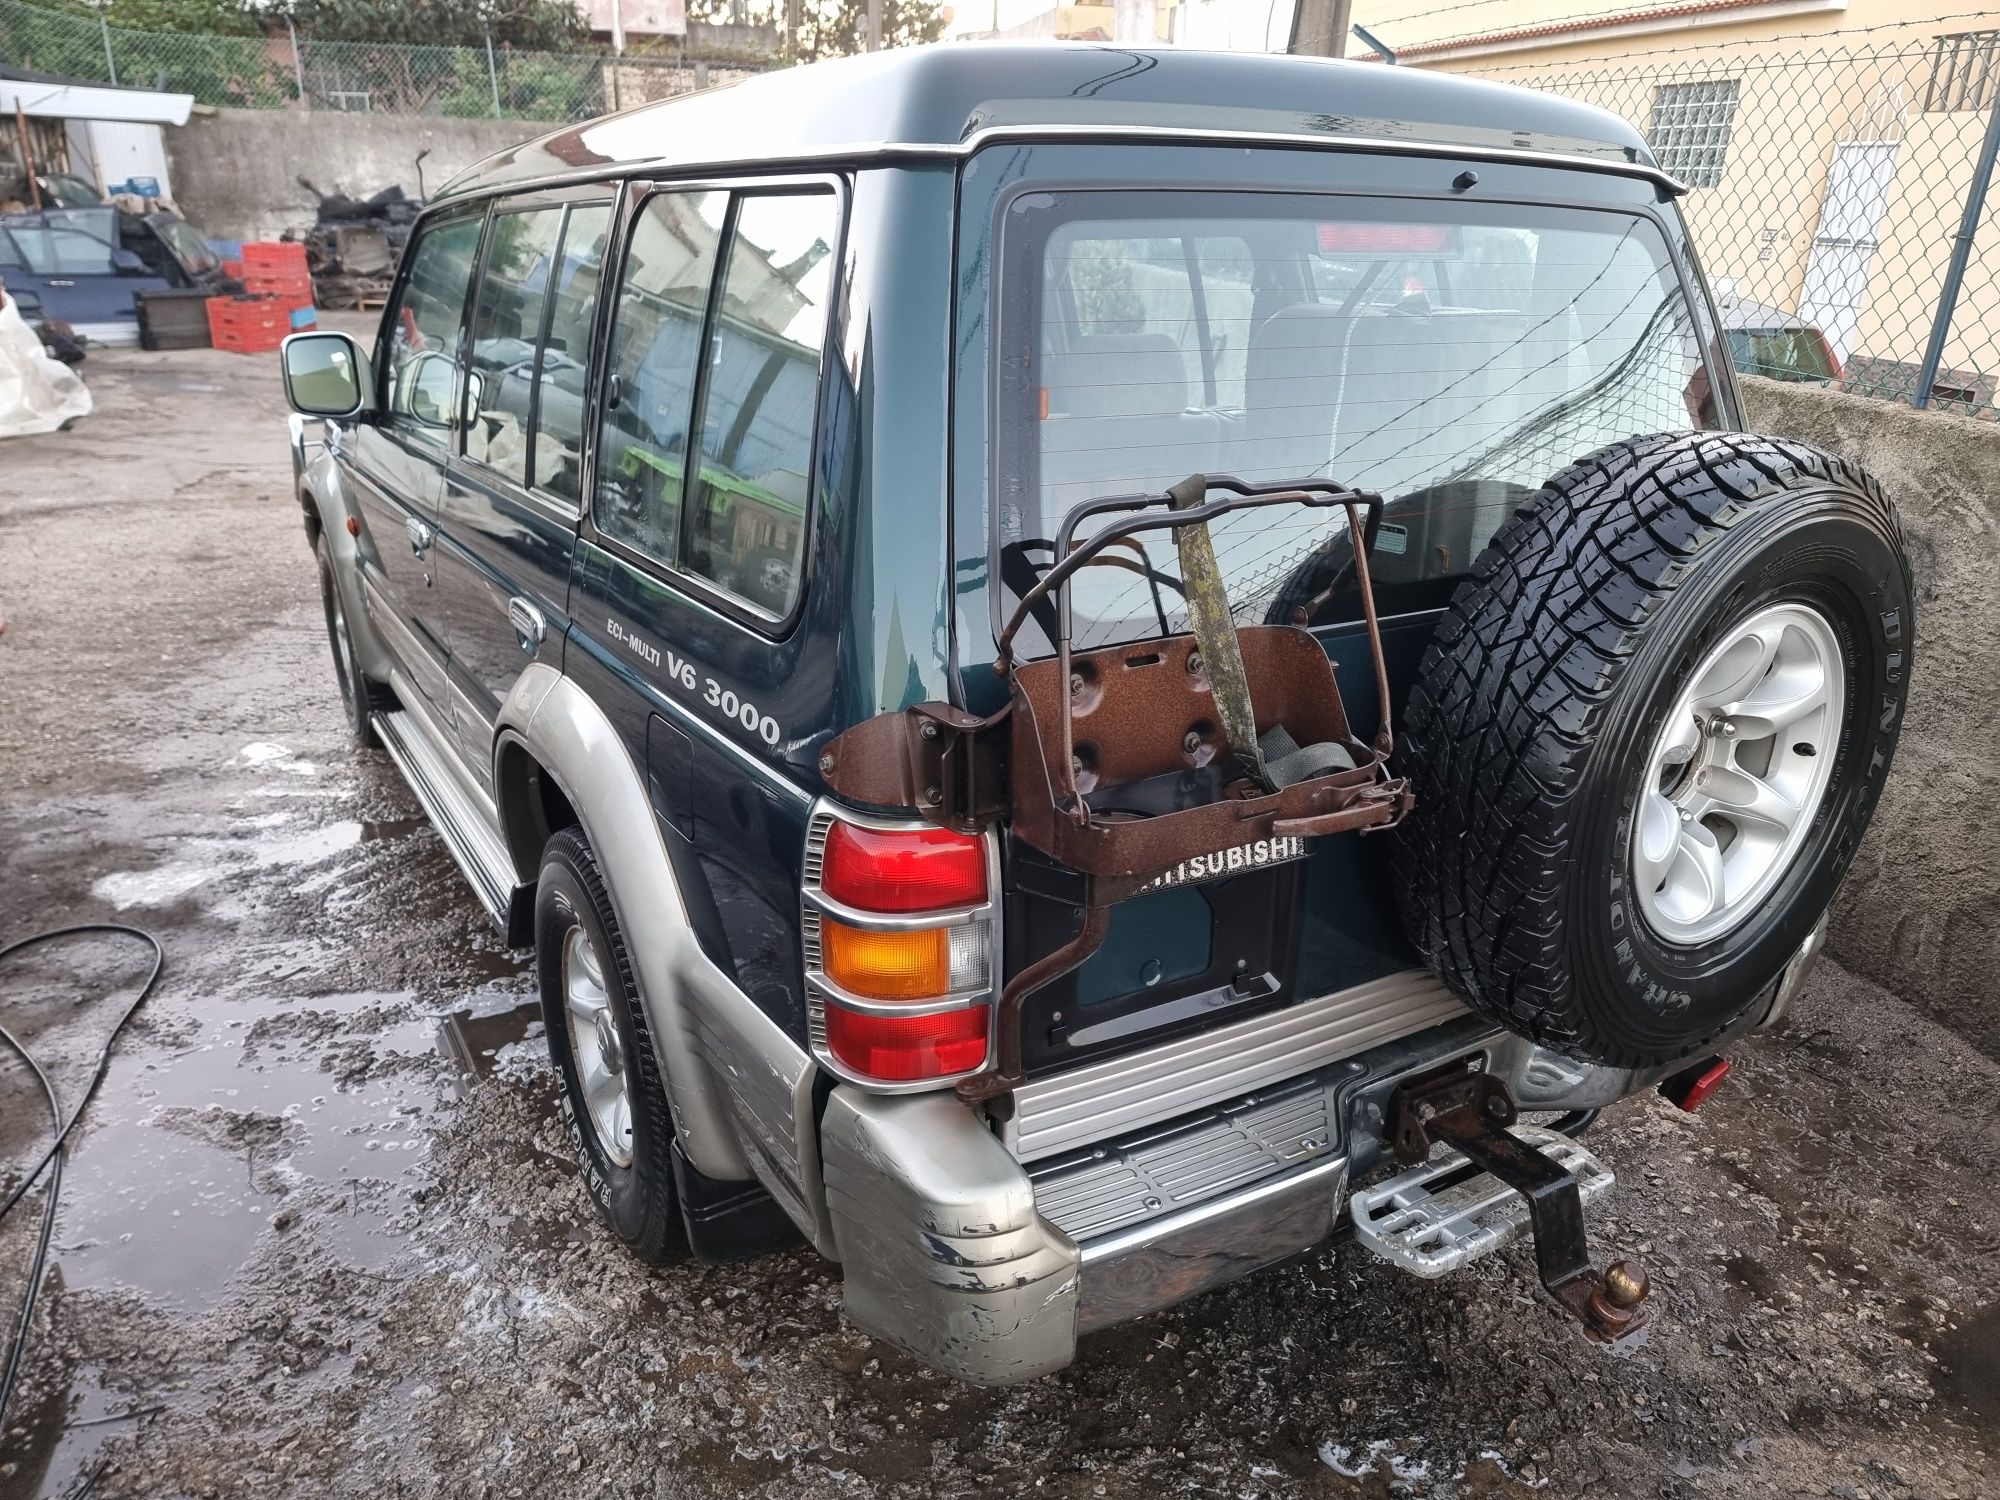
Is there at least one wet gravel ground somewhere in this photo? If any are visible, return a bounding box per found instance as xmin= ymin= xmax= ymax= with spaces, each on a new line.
xmin=1 ymin=333 xmax=1996 ymax=1500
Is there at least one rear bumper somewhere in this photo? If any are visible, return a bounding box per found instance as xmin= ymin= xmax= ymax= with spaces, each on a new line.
xmin=817 ymin=956 xmax=1789 ymax=1383
xmin=821 ymin=1086 xmax=1350 ymax=1383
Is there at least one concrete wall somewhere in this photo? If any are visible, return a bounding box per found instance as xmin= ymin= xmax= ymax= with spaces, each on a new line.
xmin=1742 ymin=375 xmax=2000 ymax=1058
xmin=164 ymin=108 xmax=562 ymax=243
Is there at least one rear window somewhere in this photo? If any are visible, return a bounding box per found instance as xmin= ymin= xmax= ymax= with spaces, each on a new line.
xmin=994 ymin=192 xmax=1714 ymax=650
xmin=1727 ymin=327 xmax=1838 ymax=384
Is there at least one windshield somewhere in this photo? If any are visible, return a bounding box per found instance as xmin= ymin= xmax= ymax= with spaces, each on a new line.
xmin=154 ymin=217 xmax=218 ymax=275
xmin=994 ymin=191 xmax=1715 ymax=650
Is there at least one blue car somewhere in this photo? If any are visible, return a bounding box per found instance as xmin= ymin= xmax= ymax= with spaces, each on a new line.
xmin=0 ymin=203 xmax=213 ymax=343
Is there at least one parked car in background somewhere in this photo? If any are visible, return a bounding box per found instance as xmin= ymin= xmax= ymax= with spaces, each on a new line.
xmin=277 ymin=45 xmax=1914 ymax=1384
xmin=0 ymin=199 xmax=220 ymax=344
xmin=1715 ymin=284 xmax=1842 ymax=384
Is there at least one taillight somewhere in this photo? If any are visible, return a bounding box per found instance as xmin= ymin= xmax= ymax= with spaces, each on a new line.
xmin=822 ymin=821 xmax=986 ymax=911
xmin=804 ymin=810 xmax=996 ymax=1089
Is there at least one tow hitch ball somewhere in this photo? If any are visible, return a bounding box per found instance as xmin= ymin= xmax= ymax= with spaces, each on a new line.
xmin=1387 ymin=1065 xmax=1651 ymax=1345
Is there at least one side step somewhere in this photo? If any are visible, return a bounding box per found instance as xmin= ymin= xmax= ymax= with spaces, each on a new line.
xmin=373 ymin=709 xmax=532 ymax=946
xmin=1349 ymin=1124 xmax=1614 ymax=1278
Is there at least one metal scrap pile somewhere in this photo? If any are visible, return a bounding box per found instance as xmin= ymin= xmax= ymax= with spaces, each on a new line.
xmin=294 ymin=177 xmax=422 ymax=310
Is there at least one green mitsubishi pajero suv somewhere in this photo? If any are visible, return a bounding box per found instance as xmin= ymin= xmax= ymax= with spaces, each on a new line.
xmin=278 ymin=42 xmax=1913 ymax=1381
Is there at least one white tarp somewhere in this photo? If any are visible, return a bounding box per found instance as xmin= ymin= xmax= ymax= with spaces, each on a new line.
xmin=0 ymin=293 xmax=91 ymax=438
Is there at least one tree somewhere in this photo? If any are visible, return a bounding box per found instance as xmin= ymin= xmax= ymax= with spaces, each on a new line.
xmin=792 ymin=0 xmax=942 ymax=63
xmin=278 ymin=0 xmax=589 ymax=50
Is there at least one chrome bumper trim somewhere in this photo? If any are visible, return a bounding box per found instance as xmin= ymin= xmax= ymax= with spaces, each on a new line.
xmin=1075 ymin=1153 xmax=1349 ymax=1334
xmin=1003 ymin=970 xmax=1467 ymax=1162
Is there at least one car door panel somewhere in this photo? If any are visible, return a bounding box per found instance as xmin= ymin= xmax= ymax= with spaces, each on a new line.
xmin=434 ymin=198 xmax=613 ymax=783
xmin=341 ymin=210 xmax=486 ymax=723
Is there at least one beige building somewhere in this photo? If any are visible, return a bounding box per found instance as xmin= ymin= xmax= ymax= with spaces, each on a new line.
xmin=1351 ymin=0 xmax=2000 ymax=408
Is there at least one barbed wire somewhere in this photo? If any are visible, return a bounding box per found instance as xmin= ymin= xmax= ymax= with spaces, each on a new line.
xmin=1354 ymin=1 xmax=2000 ymax=55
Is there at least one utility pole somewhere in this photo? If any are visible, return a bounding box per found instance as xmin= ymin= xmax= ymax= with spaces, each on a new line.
xmin=867 ymin=0 xmax=882 ymax=51
xmin=1287 ymin=0 xmax=1351 ymax=57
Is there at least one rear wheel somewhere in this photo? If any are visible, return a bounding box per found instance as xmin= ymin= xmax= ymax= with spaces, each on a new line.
xmin=536 ymin=827 xmax=687 ymax=1263
xmin=314 ymin=534 xmax=390 ymax=747
xmin=1393 ymin=432 xmax=1913 ymax=1069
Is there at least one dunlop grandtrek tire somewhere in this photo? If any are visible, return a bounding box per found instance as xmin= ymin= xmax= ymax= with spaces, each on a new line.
xmin=1392 ymin=432 xmax=1913 ymax=1069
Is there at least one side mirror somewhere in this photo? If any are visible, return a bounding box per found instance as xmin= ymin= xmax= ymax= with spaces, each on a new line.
xmin=283 ymin=330 xmax=371 ymax=419
xmin=395 ymin=349 xmax=463 ymax=429
xmin=111 ymin=247 xmax=147 ymax=274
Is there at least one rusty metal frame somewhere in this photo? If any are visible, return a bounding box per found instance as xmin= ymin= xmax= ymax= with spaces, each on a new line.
xmin=820 ymin=473 xmax=1414 ymax=1101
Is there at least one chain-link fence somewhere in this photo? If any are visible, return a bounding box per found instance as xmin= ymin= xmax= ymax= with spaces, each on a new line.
xmin=0 ymin=0 xmax=770 ymax=121
xmin=1467 ymin=31 xmax=2000 ymax=421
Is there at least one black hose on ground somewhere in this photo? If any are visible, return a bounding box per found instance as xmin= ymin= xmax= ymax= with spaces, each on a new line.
xmin=0 ymin=924 xmax=164 ymax=1430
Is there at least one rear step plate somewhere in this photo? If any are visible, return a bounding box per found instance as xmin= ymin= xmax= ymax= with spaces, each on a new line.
xmin=1349 ymin=1125 xmax=1614 ymax=1279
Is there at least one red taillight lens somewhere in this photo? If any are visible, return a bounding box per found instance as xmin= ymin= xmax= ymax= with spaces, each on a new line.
xmin=826 ymin=1005 xmax=989 ymax=1082
xmin=822 ymin=822 xmax=986 ymax=912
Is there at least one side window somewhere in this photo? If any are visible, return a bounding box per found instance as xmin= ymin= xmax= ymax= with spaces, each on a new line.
xmin=383 ymin=214 xmax=483 ymax=440
xmin=526 ymin=203 xmax=613 ymax=501
xmin=682 ymin=190 xmax=837 ymax=618
xmin=11 ymin=226 xmax=114 ymax=275
xmin=463 ymin=205 xmax=565 ymax=484
xmin=594 ymin=191 xmax=728 ymax=564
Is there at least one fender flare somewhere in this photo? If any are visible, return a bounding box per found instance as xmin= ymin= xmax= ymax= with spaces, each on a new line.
xmin=299 ymin=437 xmax=397 ymax=687
xmin=495 ymin=662 xmax=779 ymax=1189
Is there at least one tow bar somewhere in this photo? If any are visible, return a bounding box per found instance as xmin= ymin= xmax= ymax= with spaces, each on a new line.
xmin=1357 ymin=1062 xmax=1651 ymax=1347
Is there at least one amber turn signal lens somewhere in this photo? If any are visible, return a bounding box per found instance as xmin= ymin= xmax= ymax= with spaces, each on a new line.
xmin=820 ymin=919 xmax=950 ymax=1001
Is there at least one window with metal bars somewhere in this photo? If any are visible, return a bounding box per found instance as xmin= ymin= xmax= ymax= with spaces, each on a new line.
xmin=1924 ymin=31 xmax=2000 ymax=113
xmin=1648 ymin=79 xmax=1740 ymax=189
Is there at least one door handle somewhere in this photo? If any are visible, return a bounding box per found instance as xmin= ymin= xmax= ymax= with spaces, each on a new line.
xmin=508 ymin=596 xmax=547 ymax=653
xmin=406 ymin=516 xmax=434 ymax=556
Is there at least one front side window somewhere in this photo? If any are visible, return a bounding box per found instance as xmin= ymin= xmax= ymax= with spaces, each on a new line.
xmin=383 ymin=214 xmax=483 ymax=439
xmin=9 ymin=224 xmax=114 ymax=275
xmin=997 ymin=192 xmax=1713 ymax=650
xmin=594 ymin=186 xmax=835 ymax=622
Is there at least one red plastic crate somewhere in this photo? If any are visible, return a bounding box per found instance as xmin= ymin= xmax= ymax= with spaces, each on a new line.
xmin=242 ymin=269 xmax=313 ymax=303
xmin=241 ymin=240 xmax=308 ymax=277
xmin=206 ymin=294 xmax=289 ymax=354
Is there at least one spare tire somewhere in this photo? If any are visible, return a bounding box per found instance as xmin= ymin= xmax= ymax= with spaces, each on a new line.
xmin=1393 ymin=432 xmax=1914 ymax=1069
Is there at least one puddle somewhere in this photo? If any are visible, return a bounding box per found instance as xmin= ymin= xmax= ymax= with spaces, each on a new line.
xmin=1930 ymin=1301 xmax=2000 ymax=1438
xmin=434 ymin=990 xmax=545 ymax=1097
xmin=91 ymin=863 xmax=218 ymax=909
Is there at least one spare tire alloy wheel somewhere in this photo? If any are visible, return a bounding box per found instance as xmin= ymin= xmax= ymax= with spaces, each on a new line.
xmin=1395 ymin=433 xmax=1913 ymax=1070
xmin=1634 ymin=602 xmax=1844 ymax=944
xmin=536 ymin=828 xmax=688 ymax=1262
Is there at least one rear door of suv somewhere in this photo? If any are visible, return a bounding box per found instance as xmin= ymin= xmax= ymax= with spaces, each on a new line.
xmin=433 ymin=187 xmax=617 ymax=786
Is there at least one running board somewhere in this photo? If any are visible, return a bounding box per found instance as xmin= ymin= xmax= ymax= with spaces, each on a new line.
xmin=1350 ymin=1124 xmax=1613 ymax=1277
xmin=373 ymin=709 xmax=533 ymax=946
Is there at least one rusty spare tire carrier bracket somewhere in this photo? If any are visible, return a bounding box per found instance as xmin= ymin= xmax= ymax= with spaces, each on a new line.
xmin=817 ymin=473 xmax=1414 ymax=1103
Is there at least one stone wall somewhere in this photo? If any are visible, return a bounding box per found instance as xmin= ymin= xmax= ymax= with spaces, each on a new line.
xmin=1741 ymin=376 xmax=2000 ymax=1058
xmin=164 ymin=108 xmax=560 ymax=243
